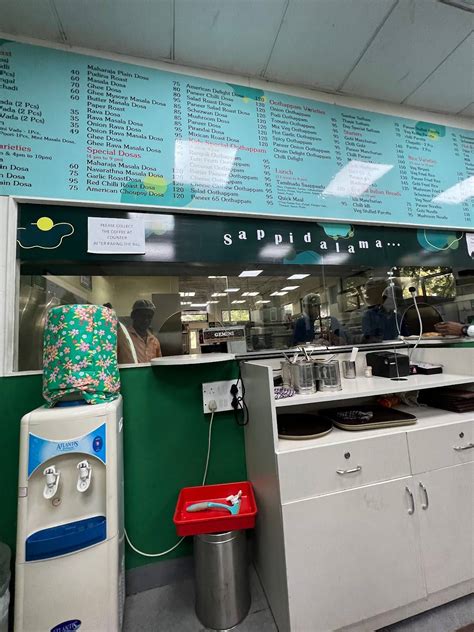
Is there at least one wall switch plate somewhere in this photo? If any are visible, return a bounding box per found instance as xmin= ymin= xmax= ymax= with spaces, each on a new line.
xmin=202 ymin=380 xmax=243 ymax=413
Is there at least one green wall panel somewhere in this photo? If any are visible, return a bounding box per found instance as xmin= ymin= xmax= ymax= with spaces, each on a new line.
xmin=0 ymin=362 xmax=246 ymax=570
xmin=0 ymin=374 xmax=44 ymax=553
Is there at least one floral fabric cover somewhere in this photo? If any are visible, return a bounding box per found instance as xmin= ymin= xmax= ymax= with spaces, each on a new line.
xmin=43 ymin=304 xmax=121 ymax=406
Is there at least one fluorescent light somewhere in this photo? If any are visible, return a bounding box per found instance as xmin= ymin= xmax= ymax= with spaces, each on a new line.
xmin=232 ymin=300 xmax=246 ymax=304
xmin=432 ymin=176 xmax=474 ymax=204
xmin=208 ymin=275 xmax=227 ymax=279
xmin=179 ymin=291 xmax=195 ymax=297
xmin=281 ymin=286 xmax=299 ymax=291
xmin=180 ymin=301 xmax=192 ymax=306
xmin=270 ymin=291 xmax=288 ymax=296
xmin=174 ymin=139 xmax=237 ymax=187
xmin=191 ymin=303 xmax=208 ymax=307
xmin=323 ymin=160 xmax=393 ymax=197
xmin=260 ymin=244 xmax=293 ymax=259
xmin=256 ymin=300 xmax=271 ymax=304
xmin=242 ymin=292 xmax=259 ymax=296
xmin=224 ymin=288 xmax=240 ymax=293
xmin=239 ymin=270 xmax=263 ymax=277
xmin=288 ymin=274 xmax=309 ymax=280
xmin=211 ymin=292 xmax=227 ymax=297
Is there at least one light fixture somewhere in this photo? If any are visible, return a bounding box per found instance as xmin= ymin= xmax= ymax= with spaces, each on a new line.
xmin=180 ymin=301 xmax=192 ymax=306
xmin=224 ymin=288 xmax=240 ymax=293
xmin=242 ymin=292 xmax=259 ymax=296
xmin=288 ymin=274 xmax=309 ymax=280
xmin=211 ymin=292 xmax=227 ymax=297
xmin=323 ymin=160 xmax=393 ymax=197
xmin=208 ymin=275 xmax=227 ymax=279
xmin=179 ymin=291 xmax=195 ymax=297
xmin=432 ymin=176 xmax=474 ymax=204
xmin=232 ymin=300 xmax=246 ymax=304
xmin=270 ymin=291 xmax=288 ymax=296
xmin=239 ymin=270 xmax=263 ymax=277
xmin=256 ymin=300 xmax=271 ymax=304
xmin=191 ymin=303 xmax=208 ymax=307
xmin=281 ymin=286 xmax=299 ymax=291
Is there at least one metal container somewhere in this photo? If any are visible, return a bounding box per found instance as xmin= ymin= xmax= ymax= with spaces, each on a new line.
xmin=314 ymin=359 xmax=342 ymax=391
xmin=281 ymin=360 xmax=293 ymax=388
xmin=194 ymin=530 xmax=250 ymax=630
xmin=291 ymin=361 xmax=317 ymax=394
xmin=342 ymin=360 xmax=357 ymax=379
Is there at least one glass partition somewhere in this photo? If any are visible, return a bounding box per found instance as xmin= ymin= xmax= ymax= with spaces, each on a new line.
xmin=16 ymin=263 xmax=474 ymax=371
xmin=15 ymin=204 xmax=473 ymax=371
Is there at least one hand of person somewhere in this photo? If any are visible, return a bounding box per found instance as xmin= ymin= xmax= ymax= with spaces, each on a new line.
xmin=434 ymin=321 xmax=464 ymax=336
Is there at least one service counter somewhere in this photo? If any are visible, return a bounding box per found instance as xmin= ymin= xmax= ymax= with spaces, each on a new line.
xmin=241 ymin=345 xmax=474 ymax=632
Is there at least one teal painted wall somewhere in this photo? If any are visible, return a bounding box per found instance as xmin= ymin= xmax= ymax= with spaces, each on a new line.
xmin=0 ymin=361 xmax=246 ymax=569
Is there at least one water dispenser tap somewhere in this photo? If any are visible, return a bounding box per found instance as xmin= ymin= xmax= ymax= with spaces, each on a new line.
xmin=76 ymin=459 xmax=92 ymax=492
xmin=43 ymin=465 xmax=60 ymax=500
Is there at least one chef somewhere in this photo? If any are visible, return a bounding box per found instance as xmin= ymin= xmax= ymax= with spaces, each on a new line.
xmin=117 ymin=299 xmax=162 ymax=363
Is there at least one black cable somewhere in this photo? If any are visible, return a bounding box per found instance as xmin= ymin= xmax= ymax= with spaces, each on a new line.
xmin=231 ymin=364 xmax=249 ymax=426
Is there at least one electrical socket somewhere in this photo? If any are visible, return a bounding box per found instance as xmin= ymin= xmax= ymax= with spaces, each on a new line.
xmin=202 ymin=380 xmax=243 ymax=414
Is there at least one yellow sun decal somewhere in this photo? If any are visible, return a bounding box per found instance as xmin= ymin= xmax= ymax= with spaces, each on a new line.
xmin=36 ymin=216 xmax=54 ymax=231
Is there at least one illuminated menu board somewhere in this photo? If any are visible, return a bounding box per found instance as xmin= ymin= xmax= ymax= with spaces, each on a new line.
xmin=1 ymin=39 xmax=473 ymax=228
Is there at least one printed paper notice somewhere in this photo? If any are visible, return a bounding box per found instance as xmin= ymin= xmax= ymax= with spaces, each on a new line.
xmin=88 ymin=217 xmax=145 ymax=254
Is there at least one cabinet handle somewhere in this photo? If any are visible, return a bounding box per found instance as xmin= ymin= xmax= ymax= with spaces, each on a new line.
xmin=419 ymin=482 xmax=429 ymax=510
xmin=453 ymin=442 xmax=474 ymax=451
xmin=336 ymin=465 xmax=362 ymax=475
xmin=405 ymin=486 xmax=415 ymax=515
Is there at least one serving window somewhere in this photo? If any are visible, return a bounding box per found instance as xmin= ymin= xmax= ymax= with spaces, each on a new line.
xmin=15 ymin=204 xmax=474 ymax=372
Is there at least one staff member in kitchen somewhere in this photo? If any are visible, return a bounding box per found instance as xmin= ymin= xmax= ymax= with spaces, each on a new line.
xmin=435 ymin=320 xmax=474 ymax=338
xmin=117 ymin=299 xmax=162 ymax=363
xmin=293 ymin=293 xmax=347 ymax=346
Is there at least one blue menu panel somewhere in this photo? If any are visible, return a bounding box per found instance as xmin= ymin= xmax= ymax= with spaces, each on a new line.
xmin=1 ymin=39 xmax=473 ymax=228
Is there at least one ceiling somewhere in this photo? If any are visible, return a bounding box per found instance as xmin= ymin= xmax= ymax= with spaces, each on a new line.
xmin=1 ymin=0 xmax=473 ymax=117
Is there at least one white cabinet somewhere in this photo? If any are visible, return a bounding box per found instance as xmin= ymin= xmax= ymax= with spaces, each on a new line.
xmin=282 ymin=478 xmax=426 ymax=632
xmin=415 ymin=462 xmax=474 ymax=594
xmin=278 ymin=432 xmax=411 ymax=503
xmin=242 ymin=361 xmax=474 ymax=632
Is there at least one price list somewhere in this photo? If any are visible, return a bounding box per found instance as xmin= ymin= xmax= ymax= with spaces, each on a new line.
xmin=0 ymin=39 xmax=472 ymax=229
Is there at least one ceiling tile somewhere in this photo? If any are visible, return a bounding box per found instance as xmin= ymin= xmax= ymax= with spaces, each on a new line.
xmin=405 ymin=33 xmax=474 ymax=113
xmin=54 ymin=0 xmax=173 ymax=60
xmin=341 ymin=0 xmax=473 ymax=103
xmin=175 ymin=0 xmax=287 ymax=75
xmin=0 ymin=0 xmax=63 ymax=41
xmin=458 ymin=102 xmax=474 ymax=117
xmin=264 ymin=0 xmax=396 ymax=90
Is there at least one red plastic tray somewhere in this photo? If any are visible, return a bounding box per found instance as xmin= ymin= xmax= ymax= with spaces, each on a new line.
xmin=173 ymin=481 xmax=257 ymax=536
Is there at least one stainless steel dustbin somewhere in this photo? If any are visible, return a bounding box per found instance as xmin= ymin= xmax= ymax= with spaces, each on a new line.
xmin=194 ymin=530 xmax=250 ymax=630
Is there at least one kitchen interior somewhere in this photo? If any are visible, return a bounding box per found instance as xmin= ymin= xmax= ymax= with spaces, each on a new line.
xmin=18 ymin=262 xmax=474 ymax=370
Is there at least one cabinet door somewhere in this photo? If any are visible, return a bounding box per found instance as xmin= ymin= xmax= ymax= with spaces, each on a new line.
xmin=282 ymin=478 xmax=426 ymax=632
xmin=416 ymin=462 xmax=474 ymax=594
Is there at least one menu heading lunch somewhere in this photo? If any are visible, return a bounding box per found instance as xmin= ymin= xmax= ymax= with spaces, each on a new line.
xmin=1 ymin=39 xmax=473 ymax=228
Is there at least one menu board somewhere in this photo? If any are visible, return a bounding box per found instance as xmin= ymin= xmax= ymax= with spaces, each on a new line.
xmin=1 ymin=39 xmax=473 ymax=228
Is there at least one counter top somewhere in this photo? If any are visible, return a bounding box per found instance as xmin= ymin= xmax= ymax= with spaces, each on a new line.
xmin=151 ymin=353 xmax=235 ymax=365
xmin=275 ymin=372 xmax=474 ymax=408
